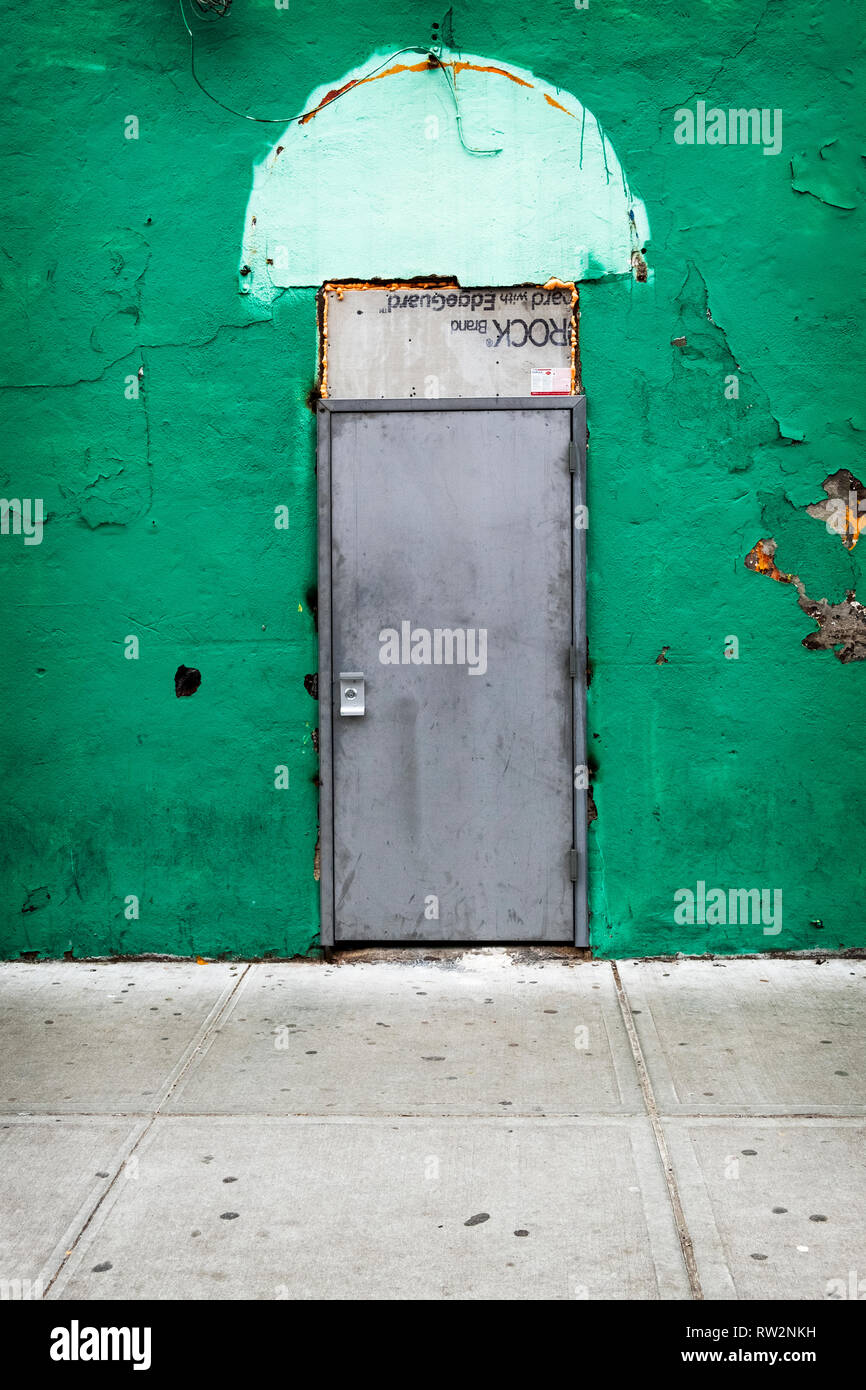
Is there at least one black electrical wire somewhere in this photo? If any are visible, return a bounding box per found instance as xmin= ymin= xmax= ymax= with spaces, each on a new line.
xmin=179 ymin=0 xmax=430 ymax=125
xmin=177 ymin=0 xmax=501 ymax=152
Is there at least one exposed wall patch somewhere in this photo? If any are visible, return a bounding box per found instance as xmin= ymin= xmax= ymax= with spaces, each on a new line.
xmin=805 ymin=469 xmax=866 ymax=549
xmin=798 ymin=590 xmax=866 ymax=662
xmin=745 ymin=538 xmax=866 ymax=662
xmin=745 ymin=537 xmax=791 ymax=584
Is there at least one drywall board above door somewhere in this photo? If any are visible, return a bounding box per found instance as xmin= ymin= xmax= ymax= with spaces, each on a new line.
xmin=322 ymin=284 xmax=578 ymax=399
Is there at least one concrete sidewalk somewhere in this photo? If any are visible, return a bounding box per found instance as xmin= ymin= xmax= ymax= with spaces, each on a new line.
xmin=0 ymin=953 xmax=863 ymax=1301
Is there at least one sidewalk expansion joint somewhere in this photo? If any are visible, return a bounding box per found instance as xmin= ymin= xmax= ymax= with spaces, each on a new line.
xmin=41 ymin=964 xmax=252 ymax=1297
xmin=611 ymin=960 xmax=704 ymax=1300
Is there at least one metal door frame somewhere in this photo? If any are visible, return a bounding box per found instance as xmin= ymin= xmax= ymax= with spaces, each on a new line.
xmin=316 ymin=396 xmax=588 ymax=947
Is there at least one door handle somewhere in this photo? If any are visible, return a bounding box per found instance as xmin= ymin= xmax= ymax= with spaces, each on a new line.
xmin=339 ymin=672 xmax=365 ymax=716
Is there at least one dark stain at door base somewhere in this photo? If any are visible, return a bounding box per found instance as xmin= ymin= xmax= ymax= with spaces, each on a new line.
xmin=306 ymin=586 xmax=318 ymax=630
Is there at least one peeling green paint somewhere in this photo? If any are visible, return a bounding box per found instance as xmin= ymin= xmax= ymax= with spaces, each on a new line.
xmin=1 ymin=0 xmax=864 ymax=959
xmin=791 ymin=139 xmax=863 ymax=209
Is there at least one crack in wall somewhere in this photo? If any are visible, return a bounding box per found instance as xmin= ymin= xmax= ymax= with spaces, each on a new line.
xmin=0 ymin=317 xmax=276 ymax=394
xmin=659 ymin=0 xmax=775 ymax=114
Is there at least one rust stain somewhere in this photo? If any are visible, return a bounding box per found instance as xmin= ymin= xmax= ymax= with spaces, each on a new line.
xmin=300 ymin=63 xmax=428 ymax=124
xmin=543 ymin=278 xmax=580 ymax=392
xmin=544 ymin=93 xmax=574 ymax=116
xmin=841 ymin=505 xmax=866 ymax=548
xmin=299 ymin=59 xmax=538 ymax=127
xmin=320 ymin=287 xmax=329 ymax=398
xmin=805 ymin=469 xmax=866 ymax=550
xmin=323 ymin=278 xmax=460 ymax=292
xmin=300 ymin=77 xmax=362 ymax=124
xmin=449 ymin=61 xmax=533 ymax=88
xmin=744 ymin=538 xmax=791 ymax=583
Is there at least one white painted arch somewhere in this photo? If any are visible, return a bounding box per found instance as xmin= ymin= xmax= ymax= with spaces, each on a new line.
xmin=240 ymin=50 xmax=649 ymax=302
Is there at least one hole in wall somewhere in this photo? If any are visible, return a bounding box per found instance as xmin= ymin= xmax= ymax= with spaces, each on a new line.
xmin=175 ymin=665 xmax=202 ymax=698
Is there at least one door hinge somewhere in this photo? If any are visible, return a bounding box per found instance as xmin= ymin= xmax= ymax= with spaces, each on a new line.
xmin=568 ymin=440 xmax=578 ymax=473
xmin=569 ymin=644 xmax=579 ymax=677
xmin=568 ymin=848 xmax=579 ymax=881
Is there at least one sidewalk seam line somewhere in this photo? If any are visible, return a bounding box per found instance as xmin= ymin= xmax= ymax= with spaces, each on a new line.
xmin=42 ymin=964 xmax=252 ymax=1298
xmin=611 ymin=961 xmax=704 ymax=1300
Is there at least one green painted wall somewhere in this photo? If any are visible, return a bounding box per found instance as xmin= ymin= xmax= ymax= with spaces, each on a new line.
xmin=1 ymin=0 xmax=863 ymax=959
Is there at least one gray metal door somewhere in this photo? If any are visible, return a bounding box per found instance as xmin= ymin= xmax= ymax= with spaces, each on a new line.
xmin=317 ymin=398 xmax=587 ymax=945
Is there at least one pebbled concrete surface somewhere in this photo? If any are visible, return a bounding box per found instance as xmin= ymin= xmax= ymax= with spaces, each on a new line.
xmin=0 ymin=962 xmax=239 ymax=1113
xmin=49 ymin=1116 xmax=689 ymax=1301
xmin=0 ymin=1117 xmax=144 ymax=1292
xmin=663 ymin=1119 xmax=866 ymax=1300
xmin=0 ymin=953 xmax=863 ymax=1301
xmin=163 ymin=953 xmax=641 ymax=1117
xmin=619 ymin=959 xmax=866 ymax=1115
